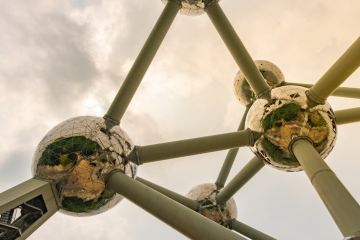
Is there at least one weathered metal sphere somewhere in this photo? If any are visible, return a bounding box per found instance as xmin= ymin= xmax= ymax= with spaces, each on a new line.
xmin=246 ymin=86 xmax=337 ymax=172
xmin=162 ymin=0 xmax=219 ymax=15
xmin=186 ymin=183 xmax=237 ymax=225
xmin=32 ymin=116 xmax=137 ymax=216
xmin=234 ymin=60 xmax=285 ymax=106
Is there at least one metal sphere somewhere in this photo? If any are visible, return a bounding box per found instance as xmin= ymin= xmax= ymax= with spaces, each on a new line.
xmin=162 ymin=0 xmax=219 ymax=15
xmin=186 ymin=183 xmax=237 ymax=225
xmin=246 ymin=86 xmax=337 ymax=172
xmin=234 ymin=60 xmax=285 ymax=106
xmin=32 ymin=116 xmax=137 ymax=216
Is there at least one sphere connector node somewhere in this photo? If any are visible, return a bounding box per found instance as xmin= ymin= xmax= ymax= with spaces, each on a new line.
xmin=186 ymin=183 xmax=237 ymax=226
xmin=234 ymin=60 xmax=285 ymax=106
xmin=306 ymin=89 xmax=327 ymax=107
xmin=32 ymin=116 xmax=137 ymax=216
xmin=162 ymin=0 xmax=219 ymax=15
xmin=246 ymin=85 xmax=337 ymax=172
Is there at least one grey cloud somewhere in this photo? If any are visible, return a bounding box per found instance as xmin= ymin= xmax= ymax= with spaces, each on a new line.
xmin=0 ymin=1 xmax=99 ymax=118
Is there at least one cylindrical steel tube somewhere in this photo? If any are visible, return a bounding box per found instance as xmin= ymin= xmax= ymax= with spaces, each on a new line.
xmin=230 ymin=219 xmax=276 ymax=240
xmin=216 ymin=157 xmax=264 ymax=204
xmin=307 ymin=37 xmax=360 ymax=104
xmin=107 ymin=171 xmax=246 ymax=240
xmin=291 ymin=139 xmax=360 ymax=236
xmin=133 ymin=129 xmax=256 ymax=164
xmin=284 ymin=82 xmax=360 ymax=99
xmin=216 ymin=106 xmax=250 ymax=188
xmin=335 ymin=107 xmax=360 ymax=125
xmin=136 ymin=177 xmax=199 ymax=210
xmin=104 ymin=1 xmax=179 ymax=124
xmin=206 ymin=2 xmax=270 ymax=97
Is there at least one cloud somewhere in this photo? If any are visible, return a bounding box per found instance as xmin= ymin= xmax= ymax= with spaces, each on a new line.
xmin=0 ymin=0 xmax=359 ymax=240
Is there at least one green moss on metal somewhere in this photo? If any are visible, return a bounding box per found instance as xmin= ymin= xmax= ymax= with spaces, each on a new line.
xmin=261 ymin=137 xmax=299 ymax=166
xmin=38 ymin=136 xmax=101 ymax=166
xmin=61 ymin=189 xmax=116 ymax=213
xmin=262 ymin=102 xmax=301 ymax=130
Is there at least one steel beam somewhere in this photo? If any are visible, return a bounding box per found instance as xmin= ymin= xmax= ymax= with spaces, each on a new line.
xmin=216 ymin=157 xmax=264 ymax=205
xmin=307 ymin=37 xmax=360 ymax=105
xmin=291 ymin=139 xmax=360 ymax=237
xmin=335 ymin=107 xmax=360 ymax=125
xmin=215 ymin=106 xmax=250 ymax=188
xmin=107 ymin=171 xmax=246 ymax=240
xmin=0 ymin=178 xmax=59 ymax=240
xmin=104 ymin=0 xmax=180 ymax=124
xmin=284 ymin=82 xmax=360 ymax=99
xmin=206 ymin=2 xmax=271 ymax=98
xmin=128 ymin=129 xmax=259 ymax=164
xmin=136 ymin=177 xmax=199 ymax=210
xmin=229 ymin=219 xmax=276 ymax=240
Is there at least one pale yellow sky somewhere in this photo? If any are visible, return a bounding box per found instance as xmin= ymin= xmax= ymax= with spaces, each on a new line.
xmin=0 ymin=0 xmax=359 ymax=239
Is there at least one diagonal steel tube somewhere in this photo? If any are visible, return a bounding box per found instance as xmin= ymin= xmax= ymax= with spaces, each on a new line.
xmin=206 ymin=2 xmax=271 ymax=98
xmin=284 ymin=82 xmax=360 ymax=99
xmin=107 ymin=171 xmax=246 ymax=240
xmin=335 ymin=107 xmax=360 ymax=125
xmin=216 ymin=157 xmax=264 ymax=205
xmin=104 ymin=1 xmax=180 ymax=124
xmin=136 ymin=177 xmax=199 ymax=210
xmin=291 ymin=139 xmax=360 ymax=237
xmin=128 ymin=129 xmax=259 ymax=164
xmin=307 ymin=37 xmax=360 ymax=105
xmin=229 ymin=219 xmax=276 ymax=240
xmin=215 ymin=106 xmax=250 ymax=188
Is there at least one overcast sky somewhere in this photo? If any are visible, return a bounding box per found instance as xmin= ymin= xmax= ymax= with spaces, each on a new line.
xmin=0 ymin=0 xmax=360 ymax=239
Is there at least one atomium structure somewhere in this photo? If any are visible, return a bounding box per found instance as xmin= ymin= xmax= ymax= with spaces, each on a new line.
xmin=1 ymin=0 xmax=360 ymax=239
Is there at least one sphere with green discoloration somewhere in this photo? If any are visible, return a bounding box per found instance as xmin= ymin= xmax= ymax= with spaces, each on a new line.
xmin=246 ymin=86 xmax=337 ymax=172
xmin=32 ymin=116 xmax=137 ymax=216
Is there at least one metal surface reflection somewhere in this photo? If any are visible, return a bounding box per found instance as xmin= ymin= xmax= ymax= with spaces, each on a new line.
xmin=162 ymin=0 xmax=218 ymax=15
xmin=186 ymin=183 xmax=237 ymax=226
xmin=32 ymin=116 xmax=137 ymax=216
xmin=234 ymin=60 xmax=285 ymax=106
xmin=246 ymin=86 xmax=337 ymax=171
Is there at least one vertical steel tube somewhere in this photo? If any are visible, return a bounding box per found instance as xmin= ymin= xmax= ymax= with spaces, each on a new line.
xmin=291 ymin=139 xmax=360 ymax=237
xmin=216 ymin=157 xmax=264 ymax=205
xmin=136 ymin=177 xmax=199 ymax=210
xmin=307 ymin=37 xmax=360 ymax=105
xmin=131 ymin=129 xmax=256 ymax=164
xmin=104 ymin=1 xmax=180 ymax=124
xmin=206 ymin=2 xmax=271 ymax=97
xmin=216 ymin=106 xmax=250 ymax=188
xmin=107 ymin=172 xmax=246 ymax=240
xmin=229 ymin=219 xmax=276 ymax=240
xmin=335 ymin=107 xmax=360 ymax=125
